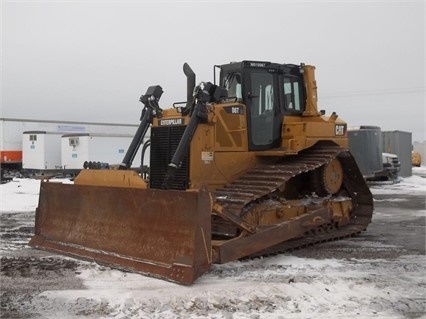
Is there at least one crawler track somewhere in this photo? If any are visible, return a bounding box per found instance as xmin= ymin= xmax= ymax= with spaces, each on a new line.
xmin=214 ymin=143 xmax=374 ymax=258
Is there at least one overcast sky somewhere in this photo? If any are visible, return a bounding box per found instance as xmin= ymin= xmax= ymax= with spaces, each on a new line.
xmin=1 ymin=0 xmax=425 ymax=141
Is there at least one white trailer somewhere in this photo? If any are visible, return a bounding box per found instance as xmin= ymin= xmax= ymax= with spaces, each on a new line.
xmin=61 ymin=133 xmax=148 ymax=170
xmin=1 ymin=117 xmax=140 ymax=168
xmin=22 ymin=131 xmax=63 ymax=171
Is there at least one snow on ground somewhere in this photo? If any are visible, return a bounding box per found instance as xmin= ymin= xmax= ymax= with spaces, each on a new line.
xmin=0 ymin=178 xmax=72 ymax=213
xmin=1 ymin=168 xmax=425 ymax=318
xmin=0 ymin=178 xmax=42 ymax=213
xmin=29 ymin=254 xmax=424 ymax=319
xmin=369 ymin=166 xmax=426 ymax=195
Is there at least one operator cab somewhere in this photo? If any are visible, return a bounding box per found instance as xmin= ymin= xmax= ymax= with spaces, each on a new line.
xmin=218 ymin=61 xmax=306 ymax=151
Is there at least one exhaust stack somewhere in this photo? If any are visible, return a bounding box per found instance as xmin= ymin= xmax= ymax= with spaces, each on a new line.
xmin=183 ymin=63 xmax=196 ymax=110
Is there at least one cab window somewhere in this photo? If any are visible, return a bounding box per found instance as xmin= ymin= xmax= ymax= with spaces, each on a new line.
xmin=282 ymin=75 xmax=304 ymax=113
xmin=222 ymin=72 xmax=242 ymax=100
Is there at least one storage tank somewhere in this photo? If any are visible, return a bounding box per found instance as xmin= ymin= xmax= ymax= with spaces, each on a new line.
xmin=348 ymin=126 xmax=383 ymax=179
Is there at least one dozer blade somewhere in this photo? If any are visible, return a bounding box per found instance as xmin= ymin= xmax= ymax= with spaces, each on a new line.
xmin=29 ymin=180 xmax=212 ymax=284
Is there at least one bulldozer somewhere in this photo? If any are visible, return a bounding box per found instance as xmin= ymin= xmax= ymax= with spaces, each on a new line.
xmin=29 ymin=61 xmax=373 ymax=284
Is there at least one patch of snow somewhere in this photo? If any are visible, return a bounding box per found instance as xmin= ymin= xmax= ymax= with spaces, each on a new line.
xmin=370 ymin=175 xmax=426 ymax=195
xmin=373 ymin=198 xmax=408 ymax=202
xmin=0 ymin=178 xmax=72 ymax=213
xmin=32 ymin=254 xmax=425 ymax=319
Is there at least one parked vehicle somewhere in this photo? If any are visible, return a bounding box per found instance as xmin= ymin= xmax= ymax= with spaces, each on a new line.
xmin=371 ymin=152 xmax=401 ymax=181
xmin=412 ymin=151 xmax=422 ymax=167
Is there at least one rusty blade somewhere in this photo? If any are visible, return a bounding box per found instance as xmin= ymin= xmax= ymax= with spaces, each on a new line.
xmin=29 ymin=181 xmax=212 ymax=284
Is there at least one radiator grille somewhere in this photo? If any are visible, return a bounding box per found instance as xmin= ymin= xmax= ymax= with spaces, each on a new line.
xmin=149 ymin=126 xmax=189 ymax=190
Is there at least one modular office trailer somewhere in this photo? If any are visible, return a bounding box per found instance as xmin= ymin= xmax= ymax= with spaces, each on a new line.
xmin=22 ymin=131 xmax=63 ymax=171
xmin=61 ymin=133 xmax=147 ymax=170
xmin=1 ymin=117 xmax=139 ymax=169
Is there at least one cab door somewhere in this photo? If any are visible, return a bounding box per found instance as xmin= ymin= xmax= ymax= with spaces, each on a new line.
xmin=244 ymin=69 xmax=282 ymax=151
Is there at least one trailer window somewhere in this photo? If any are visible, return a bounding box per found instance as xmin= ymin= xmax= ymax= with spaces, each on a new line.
xmin=69 ymin=138 xmax=79 ymax=146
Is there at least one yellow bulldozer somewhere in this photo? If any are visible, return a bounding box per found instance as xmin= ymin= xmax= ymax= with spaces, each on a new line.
xmin=29 ymin=61 xmax=373 ymax=284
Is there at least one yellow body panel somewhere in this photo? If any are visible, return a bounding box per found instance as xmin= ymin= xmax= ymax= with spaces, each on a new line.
xmin=155 ymin=98 xmax=349 ymax=191
xmin=74 ymin=169 xmax=147 ymax=188
xmin=185 ymin=111 xmax=348 ymax=190
xmin=280 ymin=115 xmax=348 ymax=153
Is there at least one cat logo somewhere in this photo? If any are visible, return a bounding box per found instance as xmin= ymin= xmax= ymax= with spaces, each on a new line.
xmin=159 ymin=118 xmax=184 ymax=126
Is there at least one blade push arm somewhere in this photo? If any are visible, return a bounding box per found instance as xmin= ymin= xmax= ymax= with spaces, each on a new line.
xmin=119 ymin=86 xmax=163 ymax=170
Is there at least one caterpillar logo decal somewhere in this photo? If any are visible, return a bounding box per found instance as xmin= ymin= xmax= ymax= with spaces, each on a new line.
xmin=158 ymin=118 xmax=184 ymax=126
